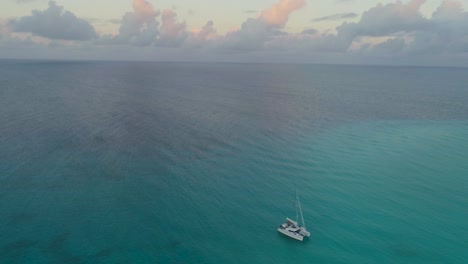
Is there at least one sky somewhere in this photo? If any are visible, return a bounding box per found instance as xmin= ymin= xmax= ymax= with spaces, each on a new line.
xmin=1 ymin=0 xmax=468 ymax=66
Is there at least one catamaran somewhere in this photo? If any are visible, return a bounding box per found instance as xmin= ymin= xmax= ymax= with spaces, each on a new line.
xmin=277 ymin=192 xmax=311 ymax=241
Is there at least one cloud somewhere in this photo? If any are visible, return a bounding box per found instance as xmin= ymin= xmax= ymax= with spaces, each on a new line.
xmin=2 ymin=0 xmax=468 ymax=67
xmin=312 ymin=0 xmax=430 ymax=52
xmin=198 ymin=21 xmax=217 ymax=40
xmin=9 ymin=1 xmax=97 ymax=41
xmin=221 ymin=18 xmax=271 ymax=51
xmin=260 ymin=0 xmax=306 ymax=27
xmin=301 ymin=28 xmax=318 ymax=35
xmin=324 ymin=0 xmax=468 ymax=58
xmin=102 ymin=0 xmax=190 ymax=47
xmin=132 ymin=0 xmax=158 ymax=24
xmin=188 ymin=20 xmax=217 ymax=48
xmin=219 ymin=0 xmax=306 ymax=51
xmin=0 ymin=19 xmax=51 ymax=55
xmin=339 ymin=0 xmax=428 ymax=38
xmin=349 ymin=0 xmax=468 ymax=56
xmin=261 ymin=0 xmax=468 ymax=59
xmin=159 ymin=9 xmax=187 ymax=47
xmin=370 ymin=37 xmax=406 ymax=54
xmin=400 ymin=0 xmax=468 ymax=54
xmin=313 ymin=12 xmax=358 ymax=21
xmin=109 ymin=0 xmax=160 ymax=45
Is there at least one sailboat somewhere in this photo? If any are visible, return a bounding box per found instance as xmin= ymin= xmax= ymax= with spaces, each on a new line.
xmin=277 ymin=192 xmax=311 ymax=241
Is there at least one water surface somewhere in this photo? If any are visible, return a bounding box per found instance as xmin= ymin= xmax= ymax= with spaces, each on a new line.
xmin=0 ymin=62 xmax=467 ymax=263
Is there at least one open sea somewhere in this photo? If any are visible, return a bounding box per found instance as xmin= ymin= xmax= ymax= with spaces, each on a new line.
xmin=0 ymin=61 xmax=467 ymax=263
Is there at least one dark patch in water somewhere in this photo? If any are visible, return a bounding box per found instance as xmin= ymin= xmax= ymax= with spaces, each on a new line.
xmin=167 ymin=240 xmax=182 ymax=249
xmin=42 ymin=232 xmax=69 ymax=254
xmin=92 ymin=247 xmax=117 ymax=259
xmin=0 ymin=239 xmax=37 ymax=258
xmin=41 ymin=232 xmax=84 ymax=264
xmin=60 ymin=254 xmax=83 ymax=264
xmin=7 ymin=212 xmax=36 ymax=226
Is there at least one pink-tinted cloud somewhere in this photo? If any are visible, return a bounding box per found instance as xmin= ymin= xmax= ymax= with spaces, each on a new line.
xmin=3 ymin=0 xmax=468 ymax=66
xmin=197 ymin=21 xmax=217 ymax=41
xmin=109 ymin=0 xmax=160 ymax=45
xmin=407 ymin=0 xmax=427 ymax=11
xmin=260 ymin=0 xmax=306 ymax=27
xmin=218 ymin=0 xmax=305 ymax=51
xmin=133 ymin=0 xmax=159 ymax=24
xmin=106 ymin=1 xmax=191 ymax=47
xmin=190 ymin=21 xmax=217 ymax=43
xmin=158 ymin=9 xmax=188 ymax=47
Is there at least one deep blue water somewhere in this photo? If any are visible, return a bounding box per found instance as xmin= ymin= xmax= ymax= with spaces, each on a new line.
xmin=0 ymin=61 xmax=467 ymax=263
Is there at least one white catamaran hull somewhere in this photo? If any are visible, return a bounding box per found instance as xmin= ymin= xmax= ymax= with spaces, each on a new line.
xmin=277 ymin=218 xmax=310 ymax=241
xmin=277 ymin=227 xmax=304 ymax=241
xmin=277 ymin=192 xmax=311 ymax=241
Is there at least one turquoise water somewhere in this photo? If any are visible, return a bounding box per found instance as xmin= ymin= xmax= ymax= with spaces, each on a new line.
xmin=0 ymin=62 xmax=467 ymax=263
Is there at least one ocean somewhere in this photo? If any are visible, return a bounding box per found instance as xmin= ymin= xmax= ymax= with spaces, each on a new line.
xmin=0 ymin=61 xmax=467 ymax=263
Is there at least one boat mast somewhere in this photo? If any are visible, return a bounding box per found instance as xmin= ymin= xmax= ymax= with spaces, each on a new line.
xmin=297 ymin=192 xmax=305 ymax=228
xmin=295 ymin=190 xmax=299 ymax=223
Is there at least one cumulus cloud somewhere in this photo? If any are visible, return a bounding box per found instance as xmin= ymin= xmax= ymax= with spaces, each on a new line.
xmin=102 ymin=0 xmax=191 ymax=47
xmin=2 ymin=0 xmax=468 ymax=66
xmin=219 ymin=0 xmax=306 ymax=51
xmin=159 ymin=9 xmax=187 ymax=47
xmin=9 ymin=1 xmax=96 ymax=41
xmin=132 ymin=0 xmax=157 ymax=23
xmin=221 ymin=18 xmax=271 ymax=51
xmin=417 ymin=0 xmax=468 ymax=53
xmin=256 ymin=0 xmax=468 ymax=59
xmin=188 ymin=20 xmax=217 ymax=48
xmin=370 ymin=37 xmax=406 ymax=54
xmin=353 ymin=0 xmax=468 ymax=55
xmin=260 ymin=0 xmax=306 ymax=27
xmin=339 ymin=0 xmax=428 ymax=39
xmin=109 ymin=0 xmax=160 ymax=45
xmin=100 ymin=0 xmax=305 ymax=50
xmin=197 ymin=21 xmax=217 ymax=41
xmin=304 ymin=0 xmax=430 ymax=52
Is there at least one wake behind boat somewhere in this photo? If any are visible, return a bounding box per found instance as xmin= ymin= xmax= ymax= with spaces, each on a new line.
xmin=277 ymin=192 xmax=311 ymax=241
